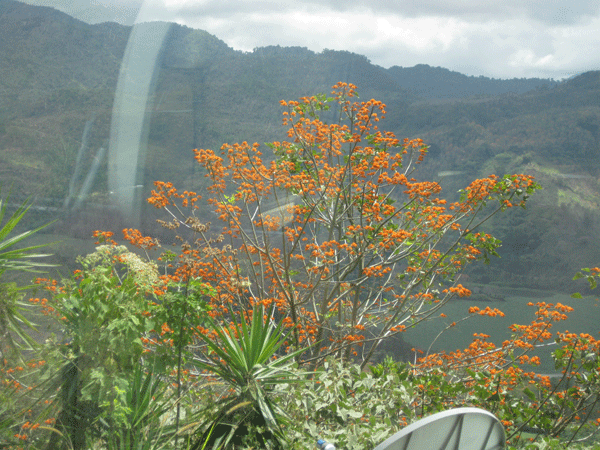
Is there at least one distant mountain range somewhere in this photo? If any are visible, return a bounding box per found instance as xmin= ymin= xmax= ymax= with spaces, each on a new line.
xmin=1 ymin=0 xmax=600 ymax=292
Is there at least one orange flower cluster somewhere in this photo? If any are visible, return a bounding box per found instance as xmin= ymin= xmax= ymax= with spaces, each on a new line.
xmin=466 ymin=305 xmax=505 ymax=317
xmin=463 ymin=175 xmax=498 ymax=204
xmin=92 ymin=230 xmax=117 ymax=245
xmin=28 ymin=297 xmax=55 ymax=316
xmin=415 ymin=299 xmax=582 ymax=407
xmin=34 ymin=277 xmax=58 ymax=293
xmin=556 ymin=330 xmax=600 ymax=353
xmin=446 ymin=284 xmax=471 ymax=297
xmin=404 ymin=180 xmax=442 ymax=202
xmin=363 ymin=264 xmax=392 ymax=277
xmin=147 ymin=181 xmax=201 ymax=209
xmin=122 ymin=228 xmax=158 ymax=250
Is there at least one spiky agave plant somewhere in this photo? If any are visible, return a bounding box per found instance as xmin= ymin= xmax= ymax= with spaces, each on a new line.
xmin=0 ymin=188 xmax=54 ymax=356
xmin=0 ymin=188 xmax=54 ymax=446
xmin=190 ymin=305 xmax=308 ymax=450
xmin=99 ymin=363 xmax=176 ymax=450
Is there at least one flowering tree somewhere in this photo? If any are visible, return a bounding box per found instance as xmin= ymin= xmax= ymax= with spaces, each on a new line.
xmin=19 ymin=84 xmax=600 ymax=449
xmin=147 ymin=82 xmax=539 ymax=367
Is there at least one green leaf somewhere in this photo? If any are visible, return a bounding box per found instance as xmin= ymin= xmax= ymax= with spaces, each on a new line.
xmin=347 ymin=410 xmax=364 ymax=419
xmin=0 ymin=190 xmax=56 ymax=275
xmin=523 ymin=388 xmax=536 ymax=401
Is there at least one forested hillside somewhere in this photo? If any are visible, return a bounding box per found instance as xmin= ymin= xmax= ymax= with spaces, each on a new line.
xmin=1 ymin=0 xmax=599 ymax=292
xmin=387 ymin=63 xmax=558 ymax=99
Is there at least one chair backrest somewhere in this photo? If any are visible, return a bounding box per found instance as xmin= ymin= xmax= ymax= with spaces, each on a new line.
xmin=373 ymin=407 xmax=505 ymax=450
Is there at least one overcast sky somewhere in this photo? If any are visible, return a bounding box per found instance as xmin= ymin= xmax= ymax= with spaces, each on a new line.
xmin=23 ymin=0 xmax=600 ymax=80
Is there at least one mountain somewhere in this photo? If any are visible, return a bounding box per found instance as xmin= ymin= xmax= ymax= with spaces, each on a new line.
xmin=1 ymin=0 xmax=600 ymax=292
xmin=387 ymin=64 xmax=558 ymax=100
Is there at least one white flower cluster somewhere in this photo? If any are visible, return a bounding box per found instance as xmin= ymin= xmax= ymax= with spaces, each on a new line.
xmin=77 ymin=245 xmax=128 ymax=267
xmin=121 ymin=252 xmax=159 ymax=288
xmin=78 ymin=246 xmax=159 ymax=289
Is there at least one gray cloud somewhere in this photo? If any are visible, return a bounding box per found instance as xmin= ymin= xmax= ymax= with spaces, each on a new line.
xmin=171 ymin=0 xmax=600 ymax=26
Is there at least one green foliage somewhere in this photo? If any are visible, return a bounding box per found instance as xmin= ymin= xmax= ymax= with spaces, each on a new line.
xmin=0 ymin=281 xmax=39 ymax=358
xmin=280 ymin=358 xmax=415 ymax=450
xmin=147 ymin=277 xmax=210 ymax=368
xmin=0 ymin=189 xmax=53 ymax=276
xmin=275 ymin=351 xmax=600 ymax=450
xmin=145 ymin=275 xmax=213 ymax=438
xmin=99 ymin=364 xmax=176 ymax=450
xmin=0 ymin=188 xmax=55 ymax=447
xmin=54 ymin=246 xmax=157 ymax=400
xmin=189 ymin=305 xmax=307 ymax=450
xmin=44 ymin=245 xmax=158 ymax=449
xmin=0 ymin=187 xmax=53 ymax=354
xmin=571 ymin=267 xmax=599 ymax=297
